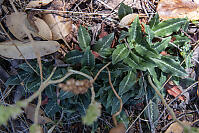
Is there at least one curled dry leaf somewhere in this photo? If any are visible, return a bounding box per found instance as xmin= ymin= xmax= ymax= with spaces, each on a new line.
xmin=119 ymin=13 xmax=138 ymax=27
xmin=32 ymin=17 xmax=52 ymax=40
xmin=6 ymin=12 xmax=29 ymax=40
xmin=109 ymin=123 xmax=126 ymax=133
xmin=43 ymin=14 xmax=72 ymax=40
xmin=26 ymin=0 xmax=53 ymax=8
xmin=0 ymin=40 xmax=60 ymax=59
xmin=106 ymin=0 xmax=133 ymax=9
xmin=165 ymin=81 xmax=185 ymax=101
xmin=24 ymin=103 xmax=53 ymax=124
xmin=157 ymin=0 xmax=199 ymax=20
xmin=165 ymin=121 xmax=191 ymax=133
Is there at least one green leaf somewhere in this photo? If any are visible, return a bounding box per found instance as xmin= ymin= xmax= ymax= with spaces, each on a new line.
xmin=119 ymin=71 xmax=136 ymax=95
xmin=98 ymin=48 xmax=114 ymax=58
xmin=153 ymin=37 xmax=171 ymax=52
xmin=64 ymin=50 xmax=83 ymax=64
xmin=152 ymin=18 xmax=187 ymax=37
xmin=45 ymin=99 xmax=60 ymax=117
xmin=112 ymin=44 xmax=130 ymax=64
xmin=78 ymin=25 xmax=91 ymax=50
xmin=26 ymin=79 xmax=41 ymax=92
xmin=144 ymin=100 xmax=159 ymax=124
xmin=151 ymin=56 xmax=187 ymax=77
xmin=173 ymin=35 xmax=190 ymax=46
xmin=93 ymin=33 xmax=114 ymax=52
xmin=82 ymin=101 xmax=101 ymax=125
xmin=149 ymin=13 xmax=160 ymax=28
xmin=0 ymin=105 xmax=23 ymax=125
xmin=128 ymin=16 xmax=142 ymax=45
xmin=118 ymin=3 xmax=132 ymax=19
xmin=58 ymin=90 xmax=74 ymax=100
xmin=5 ymin=75 xmax=21 ymax=86
xmin=81 ymin=47 xmax=95 ymax=67
xmin=123 ymin=52 xmax=145 ymax=71
xmin=18 ymin=63 xmax=35 ymax=73
xmin=45 ymin=85 xmax=56 ymax=98
xmin=135 ymin=43 xmax=159 ymax=58
xmin=119 ymin=31 xmax=128 ymax=42
xmin=144 ymin=24 xmax=155 ymax=45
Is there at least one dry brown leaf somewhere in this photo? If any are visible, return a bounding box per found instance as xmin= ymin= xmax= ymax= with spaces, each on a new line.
xmin=24 ymin=103 xmax=52 ymax=125
xmin=0 ymin=40 xmax=60 ymax=59
xmin=109 ymin=123 xmax=126 ymax=133
xmin=43 ymin=14 xmax=72 ymax=40
xmin=6 ymin=12 xmax=29 ymax=40
xmin=32 ymin=17 xmax=52 ymax=40
xmin=119 ymin=13 xmax=138 ymax=27
xmin=157 ymin=0 xmax=199 ymax=20
xmin=165 ymin=121 xmax=191 ymax=133
xmin=106 ymin=0 xmax=133 ymax=9
xmin=26 ymin=0 xmax=53 ymax=8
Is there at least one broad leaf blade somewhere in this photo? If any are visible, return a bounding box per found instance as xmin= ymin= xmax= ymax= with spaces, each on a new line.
xmin=118 ymin=3 xmax=132 ymax=19
xmin=93 ymin=33 xmax=114 ymax=52
xmin=127 ymin=16 xmax=142 ymax=45
xmin=78 ymin=25 xmax=91 ymax=50
xmin=144 ymin=24 xmax=155 ymax=45
xmin=149 ymin=13 xmax=160 ymax=28
xmin=153 ymin=37 xmax=171 ymax=52
xmin=81 ymin=47 xmax=95 ymax=67
xmin=64 ymin=50 xmax=83 ymax=64
xmin=151 ymin=56 xmax=187 ymax=77
xmin=152 ymin=18 xmax=187 ymax=37
xmin=119 ymin=71 xmax=136 ymax=95
xmin=135 ymin=43 xmax=159 ymax=58
xmin=112 ymin=44 xmax=130 ymax=64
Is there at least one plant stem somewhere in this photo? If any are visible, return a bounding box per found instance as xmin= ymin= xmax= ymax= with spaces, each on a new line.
xmin=107 ymin=67 xmax=123 ymax=127
xmin=147 ymin=75 xmax=189 ymax=129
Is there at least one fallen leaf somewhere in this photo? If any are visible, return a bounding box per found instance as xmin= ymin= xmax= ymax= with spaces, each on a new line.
xmin=106 ymin=0 xmax=133 ymax=9
xmin=26 ymin=0 xmax=53 ymax=8
xmin=24 ymin=103 xmax=52 ymax=125
xmin=119 ymin=13 xmax=138 ymax=27
xmin=32 ymin=17 xmax=52 ymax=40
xmin=165 ymin=121 xmax=191 ymax=133
xmin=165 ymin=81 xmax=185 ymax=101
xmin=43 ymin=14 xmax=72 ymax=40
xmin=0 ymin=40 xmax=60 ymax=59
xmin=157 ymin=0 xmax=199 ymax=20
xmin=109 ymin=123 xmax=126 ymax=133
xmin=6 ymin=12 xmax=29 ymax=40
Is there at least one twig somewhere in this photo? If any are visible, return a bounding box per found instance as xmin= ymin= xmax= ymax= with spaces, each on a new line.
xmin=34 ymin=93 xmax=42 ymax=125
xmin=92 ymin=62 xmax=111 ymax=82
xmin=157 ymin=81 xmax=198 ymax=122
xmin=147 ymin=75 xmax=189 ymax=129
xmin=107 ymin=67 xmax=123 ymax=127
xmin=126 ymin=100 xmax=152 ymax=132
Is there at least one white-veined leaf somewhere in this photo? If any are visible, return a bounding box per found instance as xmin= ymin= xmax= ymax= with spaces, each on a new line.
xmin=153 ymin=37 xmax=171 ymax=52
xmin=112 ymin=44 xmax=130 ymax=64
xmin=93 ymin=33 xmax=114 ymax=52
xmin=149 ymin=13 xmax=160 ymax=28
xmin=152 ymin=18 xmax=187 ymax=37
xmin=127 ymin=16 xmax=142 ymax=45
xmin=64 ymin=50 xmax=83 ymax=64
xmin=78 ymin=25 xmax=91 ymax=50
xmin=119 ymin=71 xmax=136 ymax=95
xmin=151 ymin=56 xmax=187 ymax=77
xmin=81 ymin=47 xmax=95 ymax=67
